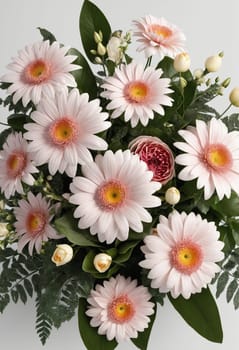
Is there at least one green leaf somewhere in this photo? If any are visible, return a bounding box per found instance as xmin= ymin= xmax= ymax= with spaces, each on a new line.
xmin=226 ymin=279 xmax=238 ymax=303
xmin=216 ymin=271 xmax=229 ymax=298
xmin=80 ymin=0 xmax=111 ymax=62
xmin=67 ymin=48 xmax=97 ymax=99
xmin=156 ymin=56 xmax=176 ymax=78
xmin=212 ymin=191 xmax=239 ymax=218
xmin=0 ymin=128 xmax=11 ymax=149
xmin=24 ymin=279 xmax=34 ymax=297
xmin=233 ymin=288 xmax=239 ymax=309
xmin=54 ymin=211 xmax=101 ymax=248
xmin=16 ymin=284 xmax=27 ymax=304
xmin=169 ymin=288 xmax=223 ymax=343
xmin=78 ymin=298 xmax=118 ymax=350
xmin=37 ymin=27 xmax=56 ymax=43
xmin=7 ymin=113 xmax=28 ymax=131
xmin=131 ymin=302 xmax=157 ymax=350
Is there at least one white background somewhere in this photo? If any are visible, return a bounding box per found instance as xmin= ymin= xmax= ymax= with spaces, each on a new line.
xmin=1 ymin=0 xmax=239 ymax=349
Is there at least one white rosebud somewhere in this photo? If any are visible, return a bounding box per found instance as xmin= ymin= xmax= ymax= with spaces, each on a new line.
xmin=94 ymin=31 xmax=102 ymax=44
xmin=107 ymin=36 xmax=122 ymax=64
xmin=229 ymin=87 xmax=239 ymax=107
xmin=0 ymin=223 xmax=9 ymax=240
xmin=173 ymin=52 xmax=191 ymax=72
xmin=97 ymin=42 xmax=106 ymax=56
xmin=51 ymin=244 xmax=73 ymax=266
xmin=165 ymin=187 xmax=181 ymax=205
xmin=93 ymin=253 xmax=112 ymax=273
xmin=0 ymin=201 xmax=4 ymax=210
xmin=205 ymin=55 xmax=222 ymax=72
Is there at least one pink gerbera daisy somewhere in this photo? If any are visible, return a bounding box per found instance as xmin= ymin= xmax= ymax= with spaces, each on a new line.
xmin=101 ymin=61 xmax=173 ymax=127
xmin=174 ymin=117 xmax=239 ymax=200
xmin=133 ymin=15 xmax=186 ymax=59
xmin=24 ymin=88 xmax=111 ymax=177
xmin=86 ymin=275 xmax=154 ymax=343
xmin=14 ymin=192 xmax=62 ymax=255
xmin=69 ymin=149 xmax=161 ymax=244
xmin=0 ymin=132 xmax=38 ymax=199
xmin=1 ymin=40 xmax=79 ymax=106
xmin=140 ymin=211 xmax=224 ymax=299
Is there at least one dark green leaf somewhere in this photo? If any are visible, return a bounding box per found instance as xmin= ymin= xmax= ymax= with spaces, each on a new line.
xmin=37 ymin=27 xmax=56 ymax=43
xmin=233 ymin=288 xmax=239 ymax=310
xmin=24 ymin=279 xmax=34 ymax=297
xmin=54 ymin=211 xmax=101 ymax=247
xmin=78 ymin=298 xmax=118 ymax=350
xmin=7 ymin=114 xmax=28 ymax=131
xmin=80 ymin=0 xmax=111 ymax=62
xmin=0 ymin=128 xmax=12 ymax=149
xmin=156 ymin=56 xmax=176 ymax=78
xmin=212 ymin=191 xmax=239 ymax=218
xmin=216 ymin=271 xmax=229 ymax=298
xmin=16 ymin=284 xmax=27 ymax=304
xmin=10 ymin=289 xmax=19 ymax=303
xmin=169 ymin=288 xmax=223 ymax=343
xmin=0 ymin=294 xmax=10 ymax=313
xmin=131 ymin=302 xmax=156 ymax=350
xmin=226 ymin=280 xmax=238 ymax=303
xmin=67 ymin=48 xmax=97 ymax=99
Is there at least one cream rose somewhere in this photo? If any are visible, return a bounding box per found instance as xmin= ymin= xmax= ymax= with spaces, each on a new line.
xmin=51 ymin=244 xmax=73 ymax=266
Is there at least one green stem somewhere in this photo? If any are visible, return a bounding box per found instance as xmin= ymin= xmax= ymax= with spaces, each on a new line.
xmin=144 ymin=56 xmax=152 ymax=69
xmin=219 ymin=103 xmax=232 ymax=119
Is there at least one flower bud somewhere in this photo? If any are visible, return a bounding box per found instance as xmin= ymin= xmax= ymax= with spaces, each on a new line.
xmin=95 ymin=56 xmax=103 ymax=64
xmin=179 ymin=77 xmax=187 ymax=89
xmin=193 ymin=69 xmax=204 ymax=79
xmin=93 ymin=253 xmax=112 ymax=273
xmin=165 ymin=187 xmax=180 ymax=205
xmin=0 ymin=223 xmax=9 ymax=240
xmin=221 ymin=77 xmax=231 ymax=88
xmin=94 ymin=31 xmax=103 ymax=44
xmin=97 ymin=42 xmax=106 ymax=56
xmin=229 ymin=87 xmax=239 ymax=107
xmin=51 ymin=244 xmax=73 ymax=266
xmin=107 ymin=36 xmax=122 ymax=63
xmin=173 ymin=52 xmax=191 ymax=72
xmin=205 ymin=54 xmax=222 ymax=72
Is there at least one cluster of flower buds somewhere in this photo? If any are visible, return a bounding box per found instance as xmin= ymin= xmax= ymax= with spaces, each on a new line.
xmin=90 ymin=29 xmax=131 ymax=65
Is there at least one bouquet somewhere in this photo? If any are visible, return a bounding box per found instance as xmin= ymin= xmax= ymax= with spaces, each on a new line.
xmin=0 ymin=1 xmax=239 ymax=348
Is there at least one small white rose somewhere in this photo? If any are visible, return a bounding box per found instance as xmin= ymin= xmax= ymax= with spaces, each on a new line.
xmin=107 ymin=36 xmax=122 ymax=64
xmin=229 ymin=87 xmax=239 ymax=107
xmin=205 ymin=55 xmax=222 ymax=72
xmin=165 ymin=187 xmax=181 ymax=205
xmin=93 ymin=253 xmax=112 ymax=273
xmin=173 ymin=52 xmax=191 ymax=72
xmin=51 ymin=244 xmax=73 ymax=266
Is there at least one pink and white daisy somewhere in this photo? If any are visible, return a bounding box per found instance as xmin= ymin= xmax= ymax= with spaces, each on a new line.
xmin=1 ymin=40 xmax=79 ymax=107
xmin=140 ymin=211 xmax=224 ymax=299
xmin=69 ymin=149 xmax=161 ymax=244
xmin=174 ymin=117 xmax=239 ymax=200
xmin=133 ymin=15 xmax=186 ymax=59
xmin=0 ymin=132 xmax=38 ymax=199
xmin=24 ymin=88 xmax=111 ymax=177
xmin=86 ymin=275 xmax=154 ymax=343
xmin=101 ymin=61 xmax=173 ymax=128
xmin=14 ymin=192 xmax=62 ymax=255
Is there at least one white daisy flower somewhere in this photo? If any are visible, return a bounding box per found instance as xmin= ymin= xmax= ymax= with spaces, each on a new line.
xmin=1 ymin=40 xmax=79 ymax=106
xmin=101 ymin=61 xmax=173 ymax=127
xmin=140 ymin=211 xmax=224 ymax=299
xmin=133 ymin=15 xmax=186 ymax=59
xmin=14 ymin=192 xmax=62 ymax=255
xmin=174 ymin=118 xmax=239 ymax=200
xmin=0 ymin=132 xmax=38 ymax=199
xmin=24 ymin=88 xmax=111 ymax=177
xmin=86 ymin=275 xmax=154 ymax=343
xmin=69 ymin=149 xmax=161 ymax=244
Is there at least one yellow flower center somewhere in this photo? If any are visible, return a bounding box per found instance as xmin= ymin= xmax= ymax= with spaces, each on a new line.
xmin=23 ymin=59 xmax=51 ymax=84
xmin=124 ymin=81 xmax=149 ymax=103
xmin=150 ymin=24 xmax=172 ymax=41
xmin=108 ymin=295 xmax=135 ymax=324
xmin=170 ymin=240 xmax=203 ymax=274
xmin=26 ymin=211 xmax=46 ymax=236
xmin=95 ymin=180 xmax=126 ymax=211
xmin=205 ymin=144 xmax=232 ymax=171
xmin=49 ymin=117 xmax=79 ymax=147
xmin=7 ymin=152 xmax=27 ymax=178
